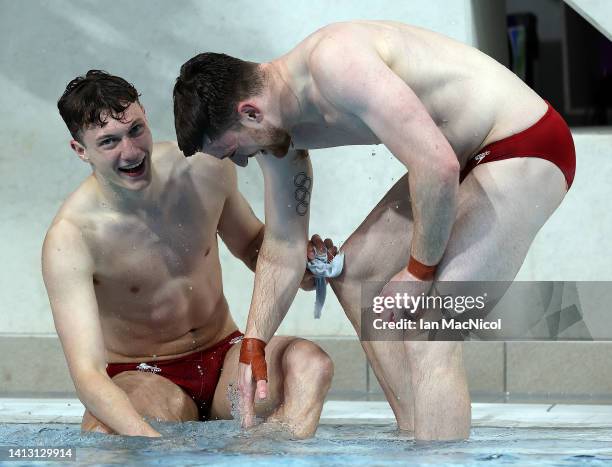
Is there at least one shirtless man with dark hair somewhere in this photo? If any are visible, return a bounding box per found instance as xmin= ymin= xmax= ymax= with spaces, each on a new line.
xmin=173 ymin=21 xmax=575 ymax=440
xmin=42 ymin=70 xmax=334 ymax=439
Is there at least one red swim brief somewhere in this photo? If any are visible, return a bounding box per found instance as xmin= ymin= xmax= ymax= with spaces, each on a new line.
xmin=106 ymin=330 xmax=243 ymax=420
xmin=459 ymin=102 xmax=576 ymax=189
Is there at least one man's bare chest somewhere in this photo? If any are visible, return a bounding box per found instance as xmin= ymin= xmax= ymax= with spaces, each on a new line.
xmin=88 ymin=204 xmax=219 ymax=286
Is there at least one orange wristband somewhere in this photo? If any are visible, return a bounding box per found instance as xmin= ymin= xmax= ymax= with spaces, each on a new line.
xmin=407 ymin=256 xmax=437 ymax=281
xmin=239 ymin=338 xmax=268 ymax=382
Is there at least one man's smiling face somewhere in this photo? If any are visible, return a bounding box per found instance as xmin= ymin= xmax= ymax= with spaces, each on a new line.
xmin=73 ymin=103 xmax=154 ymax=190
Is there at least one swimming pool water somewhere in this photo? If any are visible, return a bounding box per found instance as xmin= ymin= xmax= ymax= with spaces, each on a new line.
xmin=1 ymin=421 xmax=611 ymax=466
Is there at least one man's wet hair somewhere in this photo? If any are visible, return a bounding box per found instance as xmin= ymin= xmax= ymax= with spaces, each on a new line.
xmin=58 ymin=70 xmax=140 ymax=143
xmin=173 ymin=53 xmax=263 ymax=157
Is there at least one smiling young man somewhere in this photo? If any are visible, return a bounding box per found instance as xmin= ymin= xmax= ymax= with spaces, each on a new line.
xmin=173 ymin=21 xmax=576 ymax=441
xmin=42 ymin=70 xmax=333 ymax=438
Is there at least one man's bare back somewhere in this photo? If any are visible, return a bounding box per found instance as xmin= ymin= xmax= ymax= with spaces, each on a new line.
xmin=281 ymin=20 xmax=546 ymax=165
xmin=47 ymin=142 xmax=240 ymax=362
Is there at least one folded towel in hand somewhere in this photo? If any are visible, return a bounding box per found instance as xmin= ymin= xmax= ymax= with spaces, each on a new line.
xmin=307 ymin=248 xmax=345 ymax=318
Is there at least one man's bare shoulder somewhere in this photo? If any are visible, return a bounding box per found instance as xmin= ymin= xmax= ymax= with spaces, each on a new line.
xmin=48 ymin=174 xmax=99 ymax=225
xmin=188 ymin=149 xmax=238 ymax=195
xmin=303 ymin=23 xmax=407 ymax=111
xmin=302 ymin=21 xmax=370 ymax=44
xmin=43 ymin=216 xmax=85 ymax=250
xmin=43 ymin=179 xmax=99 ymax=253
xmin=153 ymin=140 xmax=233 ymax=183
xmin=305 ymin=20 xmax=415 ymax=71
xmin=305 ymin=21 xmax=384 ymax=54
xmin=42 ymin=215 xmax=93 ymax=275
xmin=305 ymin=23 xmax=386 ymax=83
xmin=149 ymin=140 xmax=182 ymax=171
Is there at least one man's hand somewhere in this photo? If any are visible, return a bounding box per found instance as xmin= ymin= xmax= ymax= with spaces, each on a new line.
xmin=238 ymin=362 xmax=263 ymax=429
xmin=379 ymin=267 xmax=433 ymax=322
xmin=238 ymin=338 xmax=268 ymax=429
xmin=301 ymin=234 xmax=339 ymax=290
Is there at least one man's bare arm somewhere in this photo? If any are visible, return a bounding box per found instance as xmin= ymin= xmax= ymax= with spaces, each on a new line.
xmin=312 ymin=40 xmax=459 ymax=267
xmin=236 ymin=149 xmax=312 ymax=428
xmin=216 ymin=164 xmax=265 ymax=272
xmin=42 ymin=221 xmax=160 ymax=437
xmin=245 ymin=149 xmax=312 ymax=342
xmin=216 ymin=158 xmax=320 ymax=291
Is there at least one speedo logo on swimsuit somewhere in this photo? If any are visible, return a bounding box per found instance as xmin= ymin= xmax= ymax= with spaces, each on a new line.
xmin=474 ymin=150 xmax=490 ymax=164
xmin=136 ymin=363 xmax=161 ymax=373
xmin=229 ymin=335 xmax=244 ymax=345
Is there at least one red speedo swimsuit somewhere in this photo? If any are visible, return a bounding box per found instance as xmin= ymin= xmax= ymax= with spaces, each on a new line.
xmin=460 ymin=102 xmax=576 ymax=189
xmin=106 ymin=330 xmax=243 ymax=420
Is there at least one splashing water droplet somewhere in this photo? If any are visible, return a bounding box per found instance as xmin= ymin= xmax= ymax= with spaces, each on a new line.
xmin=227 ymin=384 xmax=242 ymax=422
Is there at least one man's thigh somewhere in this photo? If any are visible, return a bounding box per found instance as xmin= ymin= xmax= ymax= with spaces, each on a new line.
xmin=438 ymin=156 xmax=567 ymax=282
xmin=209 ymin=336 xmax=298 ymax=420
xmin=334 ymin=157 xmax=567 ymax=316
xmin=417 ymin=157 xmax=568 ymax=339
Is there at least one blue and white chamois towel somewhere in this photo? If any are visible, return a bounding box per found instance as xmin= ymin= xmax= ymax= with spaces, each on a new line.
xmin=306 ymin=248 xmax=345 ymax=319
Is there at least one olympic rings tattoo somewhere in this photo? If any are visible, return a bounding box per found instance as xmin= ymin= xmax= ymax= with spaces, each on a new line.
xmin=293 ymin=172 xmax=312 ymax=216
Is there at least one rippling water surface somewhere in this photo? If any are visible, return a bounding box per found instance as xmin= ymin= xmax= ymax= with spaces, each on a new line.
xmin=1 ymin=422 xmax=612 ymax=466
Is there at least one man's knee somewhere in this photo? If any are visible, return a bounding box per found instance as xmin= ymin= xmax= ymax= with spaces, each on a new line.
xmin=405 ymin=342 xmax=464 ymax=378
xmin=283 ymin=339 xmax=334 ymax=387
xmin=81 ymin=410 xmax=113 ymax=434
